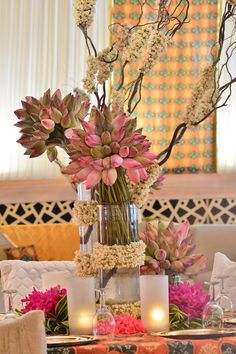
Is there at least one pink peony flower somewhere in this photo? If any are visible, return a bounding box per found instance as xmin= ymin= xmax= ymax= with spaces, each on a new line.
xmin=21 ymin=285 xmax=67 ymax=317
xmin=114 ymin=313 xmax=147 ymax=335
xmin=169 ymin=282 xmax=210 ymax=320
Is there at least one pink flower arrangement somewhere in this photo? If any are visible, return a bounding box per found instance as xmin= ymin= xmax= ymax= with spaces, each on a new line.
xmin=21 ymin=285 xmax=67 ymax=317
xmin=169 ymin=282 xmax=210 ymax=320
xmin=114 ymin=313 xmax=147 ymax=335
xmin=140 ymin=220 xmax=207 ymax=275
xmin=14 ymin=89 xmax=89 ymax=159
xmin=62 ymin=107 xmax=156 ymax=188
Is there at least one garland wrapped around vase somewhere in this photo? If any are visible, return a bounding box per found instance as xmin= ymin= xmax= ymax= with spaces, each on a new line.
xmin=14 ymin=1 xmax=236 ymax=309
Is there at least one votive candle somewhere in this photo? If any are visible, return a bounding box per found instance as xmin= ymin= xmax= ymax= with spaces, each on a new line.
xmin=65 ymin=276 xmax=96 ymax=335
xmin=140 ymin=275 xmax=169 ymax=332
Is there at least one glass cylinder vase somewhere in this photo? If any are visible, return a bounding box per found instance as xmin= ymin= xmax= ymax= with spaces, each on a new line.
xmin=97 ymin=202 xmax=140 ymax=305
xmin=76 ymin=182 xmax=97 ymax=253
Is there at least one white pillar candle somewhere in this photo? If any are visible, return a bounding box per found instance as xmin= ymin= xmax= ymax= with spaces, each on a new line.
xmin=140 ymin=275 xmax=169 ymax=332
xmin=41 ymin=271 xmax=69 ymax=291
xmin=65 ymin=276 xmax=96 ymax=335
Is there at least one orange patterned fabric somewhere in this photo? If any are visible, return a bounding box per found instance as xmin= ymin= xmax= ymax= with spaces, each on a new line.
xmin=0 ymin=223 xmax=80 ymax=261
xmin=47 ymin=333 xmax=236 ymax=353
xmin=112 ymin=0 xmax=217 ymax=173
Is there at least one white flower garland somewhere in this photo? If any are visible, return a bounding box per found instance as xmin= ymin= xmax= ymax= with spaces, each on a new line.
xmin=74 ymin=240 xmax=146 ymax=276
xmin=72 ymin=200 xmax=98 ymax=226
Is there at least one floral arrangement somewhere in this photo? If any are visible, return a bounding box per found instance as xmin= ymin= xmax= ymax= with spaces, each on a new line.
xmin=14 ymin=1 xmax=236 ymax=210
xmin=18 ymin=286 xmax=69 ymax=335
xmin=14 ymin=1 xmax=236 ymax=287
xmin=169 ymin=282 xmax=210 ymax=321
xmin=17 ymin=282 xmax=209 ymax=334
xmin=169 ymin=282 xmax=210 ymax=330
xmin=140 ymin=221 xmax=207 ymax=276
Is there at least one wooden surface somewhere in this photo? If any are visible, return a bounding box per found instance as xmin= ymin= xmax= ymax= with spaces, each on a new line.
xmin=0 ymin=173 xmax=236 ymax=203
xmin=151 ymin=172 xmax=236 ymax=200
xmin=0 ymin=178 xmax=77 ymax=203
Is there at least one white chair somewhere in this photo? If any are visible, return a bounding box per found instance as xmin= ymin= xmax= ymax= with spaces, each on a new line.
xmin=191 ymin=224 xmax=236 ymax=283
xmin=0 ymin=310 xmax=46 ymax=354
xmin=0 ymin=260 xmax=76 ymax=311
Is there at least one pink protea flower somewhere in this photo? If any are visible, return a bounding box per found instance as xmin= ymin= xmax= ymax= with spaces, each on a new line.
xmin=21 ymin=285 xmax=67 ymax=317
xmin=140 ymin=221 xmax=207 ymax=275
xmin=62 ymin=106 xmax=156 ymax=188
xmin=114 ymin=313 xmax=147 ymax=335
xmin=169 ymin=282 xmax=210 ymax=320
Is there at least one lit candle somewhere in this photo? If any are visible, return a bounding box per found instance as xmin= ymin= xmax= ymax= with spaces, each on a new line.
xmin=140 ymin=275 xmax=169 ymax=332
xmin=65 ymin=276 xmax=96 ymax=335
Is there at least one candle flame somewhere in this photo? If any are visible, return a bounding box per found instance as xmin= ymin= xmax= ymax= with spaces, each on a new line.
xmin=151 ymin=309 xmax=164 ymax=321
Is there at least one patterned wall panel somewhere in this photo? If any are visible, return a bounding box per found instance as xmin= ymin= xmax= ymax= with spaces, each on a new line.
xmin=1 ymin=198 xmax=236 ymax=225
xmin=142 ymin=198 xmax=236 ymax=224
xmin=0 ymin=201 xmax=74 ymax=225
xmin=113 ymin=0 xmax=218 ymax=173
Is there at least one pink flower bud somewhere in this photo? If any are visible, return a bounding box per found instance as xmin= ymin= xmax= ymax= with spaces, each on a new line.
xmin=171 ymin=260 xmax=185 ymax=273
xmin=128 ymin=146 xmax=138 ymax=157
xmin=85 ymin=134 xmax=102 ymax=147
xmin=80 ymin=120 xmax=96 ymax=134
xmin=110 ymin=142 xmax=120 ymax=153
xmin=111 ymin=154 xmax=123 ymax=168
xmin=102 ymin=145 xmax=112 ymax=156
xmin=51 ymin=107 xmax=62 ymax=123
xmin=41 ymin=119 xmax=55 ymax=130
xmin=101 ymin=131 xmax=112 ymax=145
xmin=112 ymin=113 xmax=126 ymax=130
xmin=154 ymin=249 xmax=167 ymax=261
xmin=119 ymin=146 xmax=129 ymax=158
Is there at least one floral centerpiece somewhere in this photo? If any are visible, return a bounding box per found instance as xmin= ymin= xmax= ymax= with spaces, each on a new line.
xmin=17 ymin=286 xmax=68 ymax=335
xmin=17 ymin=282 xmax=210 ymax=334
xmin=140 ymin=220 xmax=207 ymax=282
xmin=14 ymin=1 xmax=236 ymax=305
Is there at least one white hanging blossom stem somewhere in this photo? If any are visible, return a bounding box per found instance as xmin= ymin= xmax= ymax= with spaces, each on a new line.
xmin=73 ymin=0 xmax=96 ymax=29
xmin=183 ymin=65 xmax=219 ymax=126
xmin=139 ymin=30 xmax=173 ymax=74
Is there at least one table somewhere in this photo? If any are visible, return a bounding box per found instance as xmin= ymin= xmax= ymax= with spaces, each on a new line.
xmin=47 ymin=333 xmax=236 ymax=354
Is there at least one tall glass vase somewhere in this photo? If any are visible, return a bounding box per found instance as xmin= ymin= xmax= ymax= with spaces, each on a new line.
xmin=97 ymin=202 xmax=140 ymax=305
xmin=76 ymin=182 xmax=97 ymax=253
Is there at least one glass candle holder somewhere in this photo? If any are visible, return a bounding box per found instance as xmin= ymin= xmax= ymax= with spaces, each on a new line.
xmin=140 ymin=275 xmax=169 ymax=332
xmin=65 ymin=276 xmax=96 ymax=335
